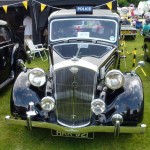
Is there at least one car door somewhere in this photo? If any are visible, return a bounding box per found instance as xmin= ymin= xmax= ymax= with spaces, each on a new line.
xmin=0 ymin=25 xmax=14 ymax=85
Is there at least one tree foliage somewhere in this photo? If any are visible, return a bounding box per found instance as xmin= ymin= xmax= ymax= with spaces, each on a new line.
xmin=118 ymin=0 xmax=144 ymax=7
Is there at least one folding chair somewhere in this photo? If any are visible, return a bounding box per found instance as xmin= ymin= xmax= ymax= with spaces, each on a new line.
xmin=25 ymin=38 xmax=48 ymax=61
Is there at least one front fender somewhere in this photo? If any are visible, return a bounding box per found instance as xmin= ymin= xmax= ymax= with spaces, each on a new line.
xmin=106 ymin=72 xmax=144 ymax=124
xmin=11 ymin=69 xmax=46 ymax=116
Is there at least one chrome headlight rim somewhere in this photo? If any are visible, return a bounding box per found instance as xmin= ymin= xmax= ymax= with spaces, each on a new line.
xmin=28 ymin=68 xmax=46 ymax=87
xmin=41 ymin=96 xmax=55 ymax=112
xmin=105 ymin=69 xmax=125 ymax=90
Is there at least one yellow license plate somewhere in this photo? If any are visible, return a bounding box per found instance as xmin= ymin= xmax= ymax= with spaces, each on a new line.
xmin=121 ymin=30 xmax=131 ymax=34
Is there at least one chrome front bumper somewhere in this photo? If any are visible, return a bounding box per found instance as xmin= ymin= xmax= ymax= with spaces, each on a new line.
xmin=5 ymin=116 xmax=146 ymax=136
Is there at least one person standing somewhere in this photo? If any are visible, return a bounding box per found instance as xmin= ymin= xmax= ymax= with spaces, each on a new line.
xmin=142 ymin=19 xmax=150 ymax=36
xmin=23 ymin=13 xmax=32 ymax=50
xmin=131 ymin=9 xmax=135 ymax=18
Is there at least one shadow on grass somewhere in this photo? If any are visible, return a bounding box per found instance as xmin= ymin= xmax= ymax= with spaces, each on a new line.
xmin=0 ymin=84 xmax=13 ymax=96
xmin=2 ymin=124 xmax=147 ymax=150
xmin=18 ymin=127 xmax=133 ymax=148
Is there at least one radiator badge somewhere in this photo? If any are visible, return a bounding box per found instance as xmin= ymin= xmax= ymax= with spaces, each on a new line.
xmin=69 ymin=67 xmax=79 ymax=74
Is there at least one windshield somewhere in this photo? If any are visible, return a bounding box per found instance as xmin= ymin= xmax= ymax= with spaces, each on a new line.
xmin=50 ymin=18 xmax=117 ymax=43
xmin=53 ymin=43 xmax=112 ymax=59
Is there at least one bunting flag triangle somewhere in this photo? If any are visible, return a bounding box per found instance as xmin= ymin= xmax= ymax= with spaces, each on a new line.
xmin=3 ymin=5 xmax=8 ymax=13
xmin=106 ymin=1 xmax=112 ymax=10
xmin=41 ymin=3 xmax=46 ymax=12
xmin=22 ymin=1 xmax=28 ymax=10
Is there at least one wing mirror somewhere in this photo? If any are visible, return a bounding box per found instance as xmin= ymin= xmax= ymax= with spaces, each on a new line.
xmin=134 ymin=61 xmax=145 ymax=71
xmin=131 ymin=61 xmax=145 ymax=74
xmin=137 ymin=61 xmax=145 ymax=67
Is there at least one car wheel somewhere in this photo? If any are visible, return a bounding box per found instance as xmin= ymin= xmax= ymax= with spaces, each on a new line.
xmin=144 ymin=48 xmax=150 ymax=62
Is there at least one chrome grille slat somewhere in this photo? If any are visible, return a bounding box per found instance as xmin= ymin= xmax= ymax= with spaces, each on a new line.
xmin=105 ymin=55 xmax=115 ymax=72
xmin=55 ymin=67 xmax=96 ymax=127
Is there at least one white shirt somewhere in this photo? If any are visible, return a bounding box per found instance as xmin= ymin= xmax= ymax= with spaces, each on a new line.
xmin=23 ymin=16 xmax=32 ymax=36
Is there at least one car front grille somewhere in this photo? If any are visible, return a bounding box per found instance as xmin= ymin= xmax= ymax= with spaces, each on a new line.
xmin=54 ymin=66 xmax=96 ymax=127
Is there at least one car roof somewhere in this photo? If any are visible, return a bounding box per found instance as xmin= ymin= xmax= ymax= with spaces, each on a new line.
xmin=49 ymin=9 xmax=119 ymax=20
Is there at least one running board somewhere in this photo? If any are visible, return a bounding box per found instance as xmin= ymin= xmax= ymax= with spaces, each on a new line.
xmin=0 ymin=77 xmax=14 ymax=89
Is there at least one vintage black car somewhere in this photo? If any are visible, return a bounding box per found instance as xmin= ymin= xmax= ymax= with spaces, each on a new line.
xmin=5 ymin=7 xmax=146 ymax=138
xmin=143 ymin=35 xmax=150 ymax=62
xmin=0 ymin=20 xmax=27 ymax=90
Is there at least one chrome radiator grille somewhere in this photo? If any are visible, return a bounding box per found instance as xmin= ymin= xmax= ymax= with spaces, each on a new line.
xmin=55 ymin=66 xmax=96 ymax=127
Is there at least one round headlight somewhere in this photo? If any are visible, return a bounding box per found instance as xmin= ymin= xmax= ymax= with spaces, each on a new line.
xmin=28 ymin=68 xmax=46 ymax=87
xmin=91 ymin=99 xmax=105 ymax=115
xmin=105 ymin=70 xmax=125 ymax=90
xmin=41 ymin=96 xmax=55 ymax=112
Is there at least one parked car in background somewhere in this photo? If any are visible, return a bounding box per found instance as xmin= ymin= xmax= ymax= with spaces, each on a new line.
xmin=143 ymin=34 xmax=150 ymax=61
xmin=119 ymin=7 xmax=130 ymax=19
xmin=0 ymin=20 xmax=28 ymax=90
xmin=121 ymin=18 xmax=137 ymax=39
xmin=5 ymin=7 xmax=146 ymax=138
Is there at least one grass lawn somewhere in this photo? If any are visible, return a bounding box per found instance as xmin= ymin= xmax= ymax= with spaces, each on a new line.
xmin=0 ymin=32 xmax=150 ymax=150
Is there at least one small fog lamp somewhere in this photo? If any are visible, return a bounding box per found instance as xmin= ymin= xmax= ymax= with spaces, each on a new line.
xmin=41 ymin=96 xmax=55 ymax=112
xmin=91 ymin=99 xmax=105 ymax=115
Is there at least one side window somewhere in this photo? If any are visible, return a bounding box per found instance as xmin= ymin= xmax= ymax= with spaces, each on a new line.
xmin=0 ymin=26 xmax=11 ymax=43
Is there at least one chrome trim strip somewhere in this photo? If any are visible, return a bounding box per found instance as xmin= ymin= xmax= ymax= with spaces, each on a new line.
xmin=5 ymin=116 xmax=147 ymax=134
xmin=57 ymin=120 xmax=90 ymax=129
xmin=0 ymin=43 xmax=14 ymax=50
xmin=0 ymin=77 xmax=14 ymax=89
xmin=105 ymin=55 xmax=115 ymax=71
xmin=27 ymin=115 xmax=32 ymax=131
xmin=50 ymin=18 xmax=118 ymax=43
xmin=100 ymin=55 xmax=115 ymax=79
xmin=11 ymin=43 xmax=19 ymax=66
xmin=54 ymin=59 xmax=98 ymax=72
xmin=121 ymin=34 xmax=136 ymax=36
xmin=54 ymin=67 xmax=96 ymax=127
